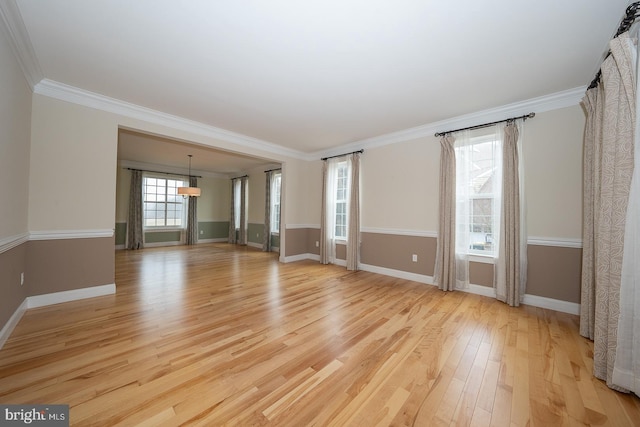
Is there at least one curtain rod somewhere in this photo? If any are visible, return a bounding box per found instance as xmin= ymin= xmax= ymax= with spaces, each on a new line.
xmin=434 ymin=113 xmax=535 ymax=137
xmin=589 ymin=1 xmax=640 ymax=89
xmin=264 ymin=168 xmax=282 ymax=173
xmin=125 ymin=167 xmax=202 ymax=178
xmin=321 ymin=149 xmax=364 ymax=161
xmin=230 ymin=175 xmax=249 ymax=180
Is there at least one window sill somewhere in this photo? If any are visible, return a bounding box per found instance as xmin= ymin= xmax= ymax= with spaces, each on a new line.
xmin=335 ymin=239 xmax=347 ymax=245
xmin=467 ymin=254 xmax=495 ymax=264
xmin=144 ymin=228 xmax=186 ymax=232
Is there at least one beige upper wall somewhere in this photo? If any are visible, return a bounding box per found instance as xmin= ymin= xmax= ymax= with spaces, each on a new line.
xmin=524 ymin=106 xmax=584 ymax=239
xmin=288 ymin=104 xmax=585 ymax=240
xmin=0 ymin=26 xmax=32 ymax=239
xmin=26 ymin=88 xmax=584 ymax=240
xmin=28 ymin=94 xmax=293 ymax=232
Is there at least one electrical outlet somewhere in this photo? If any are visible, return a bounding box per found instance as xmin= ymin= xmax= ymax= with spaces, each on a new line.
xmin=257 ymin=233 xmax=259 ymax=238
xmin=412 ymin=254 xmax=418 ymax=262
xmin=315 ymin=241 xmax=319 ymax=247
xmin=20 ymin=272 xmax=24 ymax=286
xmin=200 ymin=230 xmax=204 ymax=235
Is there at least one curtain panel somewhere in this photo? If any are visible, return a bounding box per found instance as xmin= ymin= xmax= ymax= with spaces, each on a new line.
xmin=320 ymin=159 xmax=339 ymax=264
xmin=346 ymin=153 xmax=361 ymax=271
xmin=186 ymin=177 xmax=198 ymax=245
xmin=581 ymin=32 xmax=637 ymax=392
xmin=433 ymin=135 xmax=457 ymax=291
xmin=239 ymin=177 xmax=248 ymax=246
xmin=495 ymin=122 xmax=527 ymax=306
xmin=127 ymin=170 xmax=144 ymax=250
xmin=263 ymin=171 xmax=272 ymax=252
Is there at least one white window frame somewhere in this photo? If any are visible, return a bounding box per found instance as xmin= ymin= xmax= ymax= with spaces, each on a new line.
xmin=142 ymin=174 xmax=188 ymax=230
xmin=233 ymin=179 xmax=242 ymax=230
xmin=334 ymin=161 xmax=348 ymax=241
xmin=270 ymin=173 xmax=282 ymax=235
xmin=455 ymin=135 xmax=501 ymax=261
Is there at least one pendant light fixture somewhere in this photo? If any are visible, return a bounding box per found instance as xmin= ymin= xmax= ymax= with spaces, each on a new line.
xmin=178 ymin=154 xmax=201 ymax=197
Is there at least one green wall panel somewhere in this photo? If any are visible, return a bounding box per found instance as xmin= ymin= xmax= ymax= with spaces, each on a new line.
xmin=115 ymin=222 xmax=127 ymax=245
xmin=198 ymin=221 xmax=229 ymax=239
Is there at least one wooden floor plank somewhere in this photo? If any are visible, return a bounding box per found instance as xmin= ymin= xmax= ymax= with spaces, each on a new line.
xmin=0 ymin=243 xmax=638 ymax=426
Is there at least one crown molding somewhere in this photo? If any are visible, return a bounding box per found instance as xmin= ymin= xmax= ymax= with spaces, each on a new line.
xmin=33 ymin=79 xmax=308 ymax=161
xmin=313 ymin=86 xmax=587 ymax=160
xmin=33 ymin=77 xmax=586 ymax=164
xmin=0 ymin=0 xmax=43 ymax=89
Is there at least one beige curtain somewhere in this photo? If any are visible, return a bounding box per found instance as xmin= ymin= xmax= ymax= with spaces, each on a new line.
xmin=580 ymin=33 xmax=636 ymax=391
xmin=346 ymin=153 xmax=360 ymax=271
xmin=433 ymin=135 xmax=456 ymax=291
xmin=495 ymin=122 xmax=527 ymax=306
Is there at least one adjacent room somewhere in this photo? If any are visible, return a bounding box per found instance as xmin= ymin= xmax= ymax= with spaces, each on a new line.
xmin=1 ymin=0 xmax=639 ymax=425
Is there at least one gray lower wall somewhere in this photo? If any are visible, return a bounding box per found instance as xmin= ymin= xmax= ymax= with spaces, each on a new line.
xmin=0 ymin=242 xmax=29 ymax=329
xmin=285 ymin=228 xmax=582 ymax=304
xmin=27 ymin=237 xmax=115 ymax=296
xmin=115 ymin=221 xmax=230 ymax=246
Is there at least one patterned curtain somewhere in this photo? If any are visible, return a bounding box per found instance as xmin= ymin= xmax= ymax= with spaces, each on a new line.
xmin=228 ymin=178 xmax=237 ymax=244
xmin=126 ymin=170 xmax=144 ymax=250
xmin=580 ymin=32 xmax=635 ymax=392
xmin=346 ymin=153 xmax=360 ymax=271
xmin=433 ymin=135 xmax=456 ymax=290
xmin=263 ymin=171 xmax=272 ymax=252
xmin=186 ymin=177 xmax=198 ymax=245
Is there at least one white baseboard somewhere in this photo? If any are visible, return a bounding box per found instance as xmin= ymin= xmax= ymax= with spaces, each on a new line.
xmin=0 ymin=283 xmax=116 ymax=350
xmin=282 ymin=253 xmax=320 ymax=263
xmin=0 ymin=299 xmax=28 ymax=350
xmin=197 ymin=238 xmax=228 ymax=244
xmin=27 ymin=283 xmax=116 ymax=309
xmin=359 ymin=263 xmax=432 ymax=284
xmin=248 ymin=242 xmax=262 ymax=249
xmin=334 ymin=257 xmax=579 ymax=315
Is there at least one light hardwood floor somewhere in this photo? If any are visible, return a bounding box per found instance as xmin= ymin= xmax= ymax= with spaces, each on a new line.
xmin=1 ymin=243 xmax=639 ymax=426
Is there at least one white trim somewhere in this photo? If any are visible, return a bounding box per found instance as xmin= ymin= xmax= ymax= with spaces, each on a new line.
xmin=0 ymin=299 xmax=27 ymax=350
xmin=286 ymin=224 xmax=320 ymax=230
xmin=361 ymin=262 xmax=579 ymax=315
xmin=115 ymin=244 xmax=126 ymax=250
xmin=248 ymin=242 xmax=262 ymax=249
xmin=29 ymin=229 xmax=114 ymax=240
xmin=143 ymin=241 xmax=183 ymax=248
xmin=361 ymin=227 xmax=437 ymax=238
xmin=34 ymin=79 xmax=305 ymax=161
xmin=29 ymin=78 xmax=583 ymax=163
xmin=0 ymin=233 xmax=29 ymax=254
xmin=27 ymin=283 xmax=116 ymax=309
xmin=282 ymin=253 xmax=321 ymax=263
xmin=197 ymin=238 xmax=228 ymax=244
xmin=0 ymin=0 xmax=43 ymax=89
xmin=521 ymin=294 xmax=580 ymax=316
xmin=359 ymin=263 xmax=432 ymax=284
xmin=527 ymin=237 xmax=583 ymax=249
xmin=468 ymin=254 xmax=495 ymax=264
xmin=313 ymin=86 xmax=586 ymax=159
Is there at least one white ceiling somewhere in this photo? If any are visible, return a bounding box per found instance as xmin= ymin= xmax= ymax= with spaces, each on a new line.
xmin=6 ymin=0 xmax=633 ymax=172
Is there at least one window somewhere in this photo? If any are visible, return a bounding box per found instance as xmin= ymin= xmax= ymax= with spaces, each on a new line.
xmin=143 ymin=175 xmax=187 ymax=228
xmin=270 ymin=173 xmax=281 ymax=232
xmin=334 ymin=162 xmax=348 ymax=239
xmin=455 ymin=135 xmax=502 ymax=256
xmin=234 ymin=179 xmax=242 ymax=228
